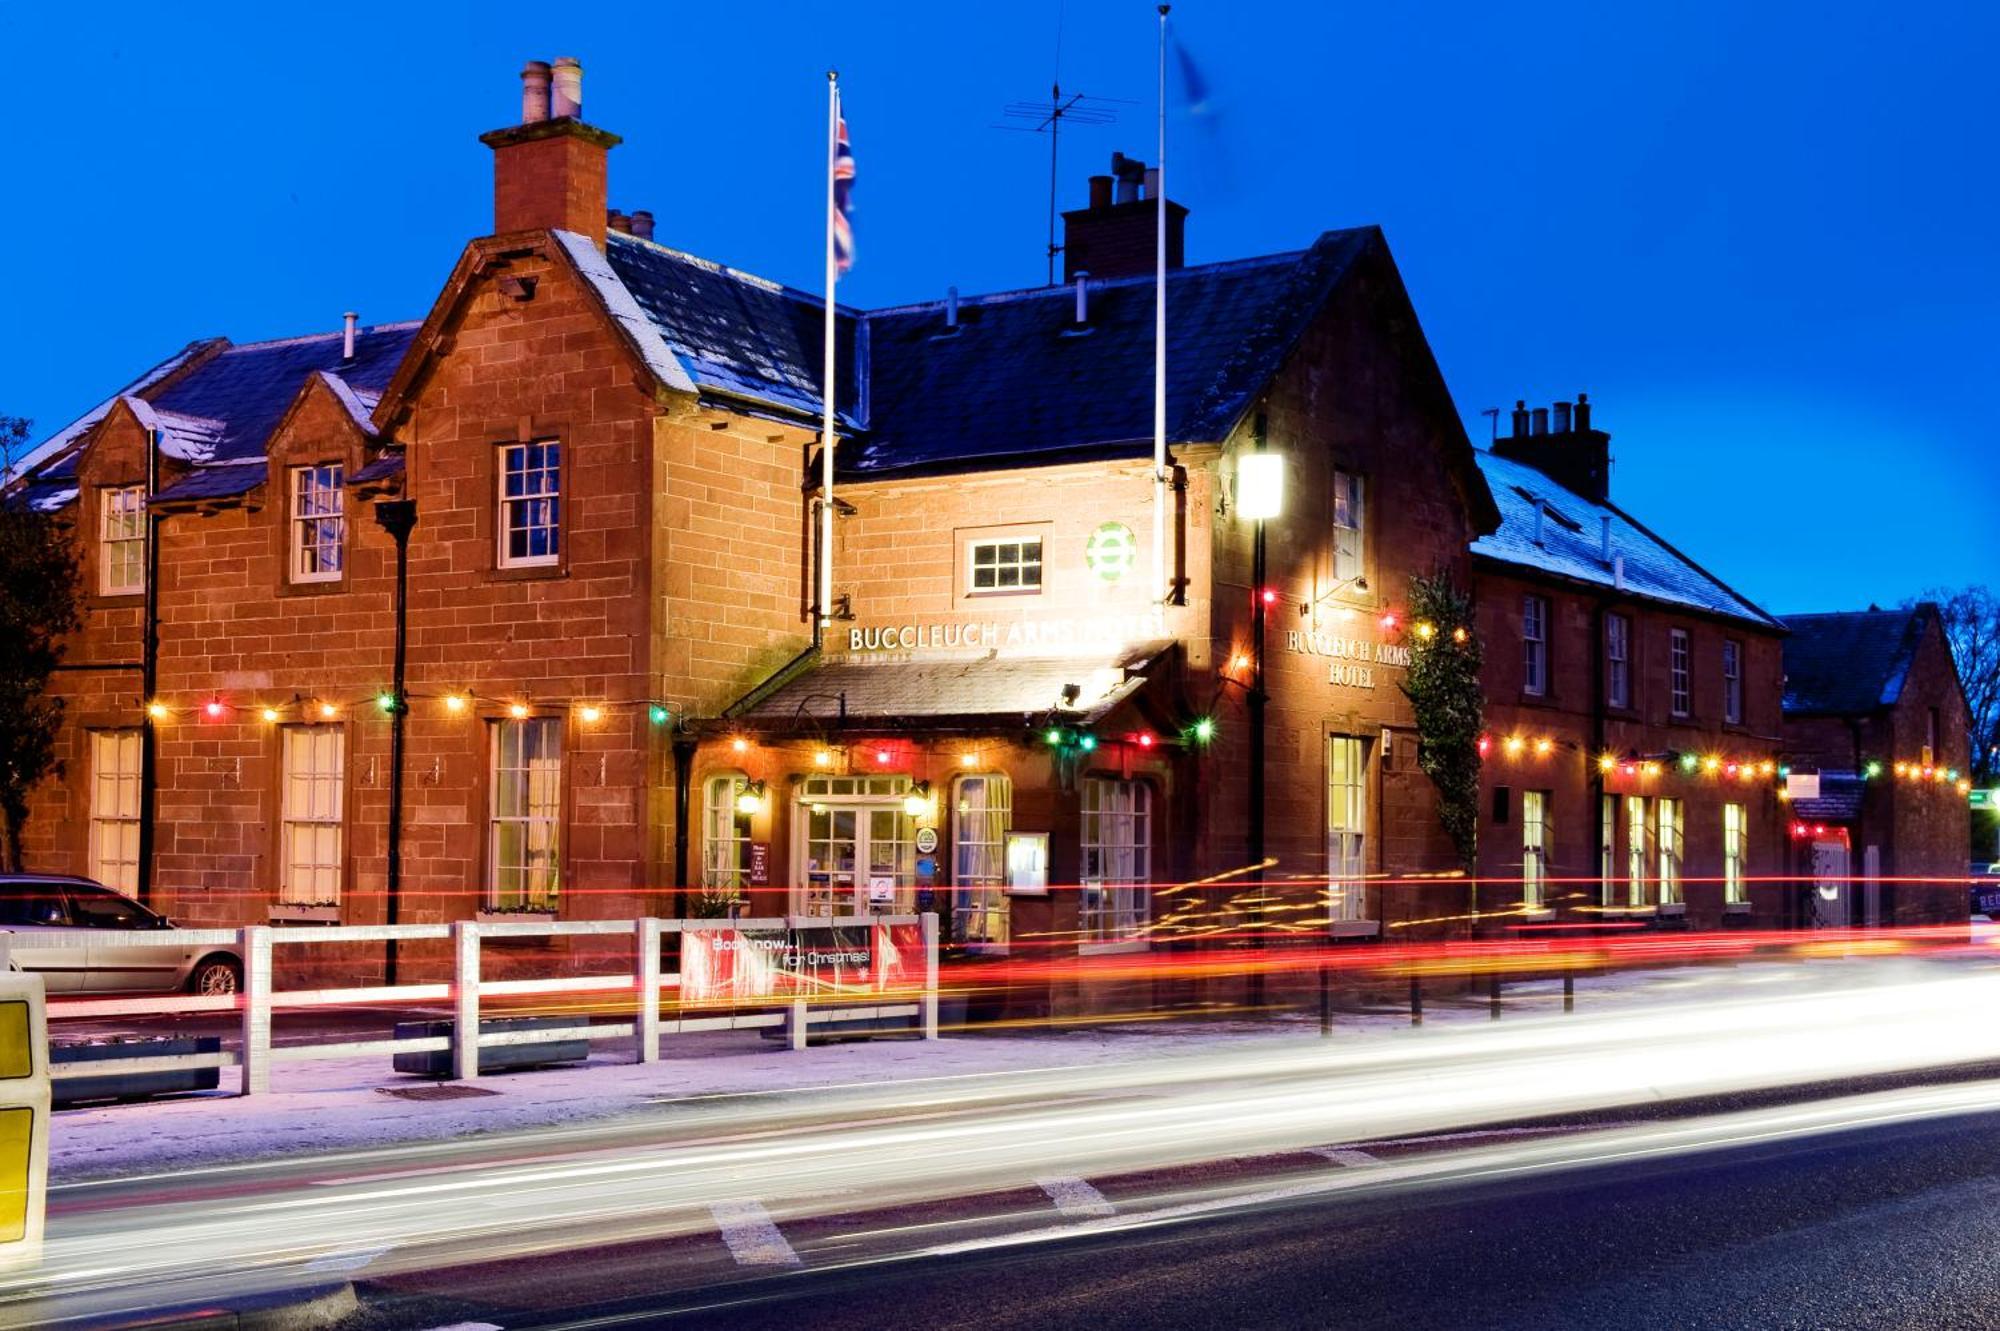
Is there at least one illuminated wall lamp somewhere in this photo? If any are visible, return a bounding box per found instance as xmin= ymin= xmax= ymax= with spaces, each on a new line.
xmin=734 ymin=781 xmax=768 ymax=816
xmin=1236 ymin=450 xmax=1286 ymax=522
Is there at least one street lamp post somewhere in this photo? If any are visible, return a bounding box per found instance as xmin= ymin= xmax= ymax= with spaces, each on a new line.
xmin=1237 ymin=439 xmax=1285 ymax=1005
xmin=374 ymin=499 xmax=417 ymax=986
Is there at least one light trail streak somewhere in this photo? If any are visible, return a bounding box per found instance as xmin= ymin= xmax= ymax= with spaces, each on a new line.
xmin=14 ymin=959 xmax=2000 ymax=1326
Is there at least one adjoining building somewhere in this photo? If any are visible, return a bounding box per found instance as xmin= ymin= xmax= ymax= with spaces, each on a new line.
xmin=1469 ymin=403 xmax=1791 ymax=931
xmin=1779 ymin=605 xmax=1973 ymax=926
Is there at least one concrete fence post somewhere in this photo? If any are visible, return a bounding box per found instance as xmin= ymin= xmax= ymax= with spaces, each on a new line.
xmin=1488 ymin=972 xmax=1503 ymax=1020
xmin=636 ymin=917 xmax=662 ymax=1064
xmin=240 ymin=926 xmax=273 ymax=1095
xmin=1409 ymin=974 xmax=1423 ymax=1026
xmin=452 ymin=922 xmax=481 ymax=1081
xmin=1563 ymin=972 xmax=1575 ymax=1013
xmin=921 ymin=912 xmax=940 ymax=1040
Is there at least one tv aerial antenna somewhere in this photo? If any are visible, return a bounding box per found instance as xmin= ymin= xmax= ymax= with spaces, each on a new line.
xmin=996 ymin=86 xmax=1128 ymax=286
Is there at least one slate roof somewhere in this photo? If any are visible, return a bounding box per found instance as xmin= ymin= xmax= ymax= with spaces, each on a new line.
xmin=1471 ymin=451 xmax=1781 ymax=629
xmin=15 ymin=323 xmax=417 ymax=509
xmin=854 ymin=231 xmax=1374 ymax=476
xmin=1780 ymin=606 xmax=1932 ymax=716
xmin=1791 ymin=771 xmax=1867 ymax=823
xmin=735 ymin=644 xmax=1170 ymax=730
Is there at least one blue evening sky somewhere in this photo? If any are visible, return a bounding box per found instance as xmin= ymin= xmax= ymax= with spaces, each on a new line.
xmin=3 ymin=1 xmax=1991 ymax=612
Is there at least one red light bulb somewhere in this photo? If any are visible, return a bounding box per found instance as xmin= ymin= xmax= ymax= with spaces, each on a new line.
xmin=204 ymin=700 xmax=224 ymax=718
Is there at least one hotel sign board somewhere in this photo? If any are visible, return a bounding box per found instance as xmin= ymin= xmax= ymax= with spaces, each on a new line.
xmin=1283 ymin=630 xmax=1410 ymax=691
xmin=845 ymin=611 xmax=1167 ymax=656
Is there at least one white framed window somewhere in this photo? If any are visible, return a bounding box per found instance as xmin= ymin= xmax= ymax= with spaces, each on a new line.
xmin=498 ymin=441 xmax=561 ymax=567
xmin=967 ymin=536 xmax=1042 ymax=593
xmin=1521 ymin=790 xmax=1549 ymax=910
xmin=1724 ymin=803 xmax=1748 ymax=904
xmin=1657 ymin=796 xmax=1683 ymax=905
xmin=1606 ymin=613 xmax=1630 ymax=709
xmin=1599 ymin=794 xmax=1617 ymax=907
xmin=1722 ymin=639 xmax=1743 ymax=725
xmin=1332 ymin=471 xmax=1365 ymax=585
xmin=289 ymin=464 xmax=345 ymax=583
xmin=1523 ymin=595 xmax=1549 ymax=697
xmin=1080 ymin=778 xmax=1151 ymax=945
xmin=702 ymin=774 xmax=754 ymax=891
xmin=1624 ymin=795 xmax=1651 ymax=907
xmin=1327 ymin=736 xmax=1368 ymax=923
xmin=98 ymin=485 xmax=146 ymax=596
xmin=1669 ymin=628 xmax=1691 ymax=717
xmin=88 ymin=730 xmax=142 ymax=893
xmin=953 ymin=774 xmax=1012 ymax=944
xmin=489 ymin=717 xmax=562 ymax=909
xmin=280 ymin=725 xmax=344 ymax=905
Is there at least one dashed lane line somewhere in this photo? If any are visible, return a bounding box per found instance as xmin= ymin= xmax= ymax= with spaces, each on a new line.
xmin=710 ymin=1198 xmax=803 ymax=1268
xmin=1037 ymin=1175 xmax=1117 ymax=1219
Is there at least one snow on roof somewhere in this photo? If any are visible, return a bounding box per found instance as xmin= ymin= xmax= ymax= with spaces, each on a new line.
xmin=1471 ymin=450 xmax=1780 ymax=628
xmin=1780 ymin=606 xmax=1933 ymax=715
xmin=554 ymin=229 xmax=698 ymax=396
xmin=316 ymin=370 xmax=381 ymax=436
xmin=4 ymin=340 xmax=215 ymax=485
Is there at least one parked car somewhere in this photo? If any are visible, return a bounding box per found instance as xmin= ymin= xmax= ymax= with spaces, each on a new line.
xmin=0 ymin=875 xmax=243 ymax=995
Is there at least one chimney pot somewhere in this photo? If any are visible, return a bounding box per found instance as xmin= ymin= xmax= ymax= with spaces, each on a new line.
xmin=1074 ymin=271 xmax=1090 ymax=324
xmin=1553 ymin=400 xmax=1572 ymax=432
xmin=1142 ymin=166 xmax=1160 ymax=200
xmin=1575 ymin=392 xmax=1592 ymax=432
xmin=1088 ymin=174 xmax=1112 ymax=210
xmin=341 ymin=312 xmax=358 ymax=360
xmin=1510 ymin=400 xmax=1530 ymax=437
xmin=629 ymin=209 xmax=654 ymax=240
xmin=1531 ymin=407 xmax=1549 ymax=436
xmin=551 ymin=56 xmax=583 ymax=119
xmin=607 ymin=209 xmax=631 ymax=234
xmin=520 ymin=60 xmax=552 ymax=124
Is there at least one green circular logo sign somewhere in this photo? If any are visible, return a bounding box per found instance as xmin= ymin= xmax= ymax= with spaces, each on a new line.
xmin=1085 ymin=522 xmax=1137 ymax=583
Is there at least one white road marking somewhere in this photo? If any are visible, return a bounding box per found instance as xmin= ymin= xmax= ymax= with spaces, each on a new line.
xmin=418 ymin=1324 xmax=503 ymax=1331
xmin=303 ymin=1242 xmax=395 ymax=1273
xmin=1036 ymin=1174 xmax=1116 ymax=1218
xmin=1314 ymin=1148 xmax=1379 ymax=1167
xmin=710 ymin=1198 xmax=802 ymax=1267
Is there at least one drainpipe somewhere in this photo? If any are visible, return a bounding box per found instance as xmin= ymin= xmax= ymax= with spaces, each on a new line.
xmin=1247 ymin=416 xmax=1270 ymax=1005
xmin=137 ymin=430 xmax=161 ymax=908
xmin=672 ymin=734 xmax=697 ymax=913
xmin=374 ymin=498 xmax=417 ymax=985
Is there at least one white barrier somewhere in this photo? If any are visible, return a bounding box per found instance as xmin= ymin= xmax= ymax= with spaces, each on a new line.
xmin=0 ymin=961 xmax=49 ymax=1266
xmin=10 ymin=913 xmax=939 ymax=1096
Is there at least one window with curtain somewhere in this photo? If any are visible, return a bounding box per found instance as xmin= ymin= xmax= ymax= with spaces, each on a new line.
xmin=1332 ymin=471 xmax=1365 ymax=585
xmin=953 ymin=775 xmax=1012 ymax=944
xmin=99 ymin=485 xmax=145 ymax=596
xmin=1080 ymin=778 xmax=1151 ymax=944
xmin=1670 ymin=628 xmax=1692 ymax=717
xmin=1521 ymin=790 xmax=1549 ymax=909
xmin=280 ymin=725 xmax=345 ymax=905
xmin=289 ymin=464 xmax=345 ymax=583
xmin=701 ymin=774 xmax=754 ymax=891
xmin=498 ymin=441 xmax=561 ymax=567
xmin=1599 ymin=794 xmax=1617 ymax=907
xmin=1722 ymin=639 xmax=1743 ymax=725
xmin=1657 ymin=797 xmax=1683 ymax=905
xmin=1327 ymin=736 xmax=1368 ymax=922
xmin=88 ymin=730 xmax=142 ymax=893
xmin=1724 ymin=803 xmax=1748 ymax=904
xmin=1523 ymin=595 xmax=1549 ymax=696
xmin=1606 ymin=613 xmax=1630 ymax=709
xmin=1624 ymin=795 xmax=1651 ymax=907
xmin=490 ymin=717 xmax=562 ymax=909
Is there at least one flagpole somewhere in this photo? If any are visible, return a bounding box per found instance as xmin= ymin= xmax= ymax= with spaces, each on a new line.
xmin=1152 ymin=5 xmax=1170 ymax=608
xmin=820 ymin=70 xmax=839 ymax=634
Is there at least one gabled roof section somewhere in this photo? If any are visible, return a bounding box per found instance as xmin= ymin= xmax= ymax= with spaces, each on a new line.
xmin=7 ymin=339 xmax=222 ymax=484
xmin=597 ymin=230 xmax=860 ymax=424
xmin=1780 ymin=605 xmax=1935 ymax=716
xmin=1472 ymin=450 xmax=1782 ymax=629
xmin=852 ymin=229 xmax=1375 ymax=477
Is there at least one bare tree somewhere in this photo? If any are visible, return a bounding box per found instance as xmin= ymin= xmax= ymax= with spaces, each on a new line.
xmin=1918 ymin=586 xmax=2000 ymax=786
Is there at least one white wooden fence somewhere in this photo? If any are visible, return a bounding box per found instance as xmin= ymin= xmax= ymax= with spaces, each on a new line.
xmin=14 ymin=913 xmax=940 ymax=1096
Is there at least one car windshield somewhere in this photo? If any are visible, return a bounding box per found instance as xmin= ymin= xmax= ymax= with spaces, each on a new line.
xmin=66 ymin=888 xmax=161 ymax=930
xmin=0 ymin=884 xmax=70 ymax=927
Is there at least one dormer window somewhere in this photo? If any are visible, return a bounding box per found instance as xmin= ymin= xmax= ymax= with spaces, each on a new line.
xmin=499 ymin=441 xmax=561 ymax=568
xmin=289 ymin=465 xmax=345 ymax=584
xmin=98 ymin=485 xmax=146 ymax=596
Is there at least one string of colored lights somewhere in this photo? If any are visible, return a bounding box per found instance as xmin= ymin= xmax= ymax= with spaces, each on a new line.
xmin=139 ymin=693 xmax=678 ymax=726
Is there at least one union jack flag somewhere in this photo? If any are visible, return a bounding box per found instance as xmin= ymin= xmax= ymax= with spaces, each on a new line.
xmin=832 ymin=112 xmax=856 ymax=273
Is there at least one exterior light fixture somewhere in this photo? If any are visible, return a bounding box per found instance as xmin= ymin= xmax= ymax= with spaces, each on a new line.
xmin=1680 ymin=753 xmax=1699 ymax=772
xmin=1190 ymin=717 xmax=1216 ymax=744
xmin=1534 ymin=737 xmax=1554 ymax=757
xmin=814 ymin=749 xmax=833 ymax=768
xmin=902 ymin=781 xmax=934 ymax=818
xmin=204 ymin=699 xmax=226 ymax=719
xmin=1236 ymin=451 xmax=1286 ymax=521
xmin=1477 ymin=734 xmax=1492 ymax=758
xmin=146 ymin=700 xmax=170 ymax=722
xmin=1503 ymin=735 xmax=1525 ymax=757
xmin=1414 ymin=622 xmax=1436 ymax=641
xmin=444 ymin=694 xmax=468 ymax=715
xmin=1380 ymin=612 xmax=1398 ymax=632
xmin=1642 ymin=762 xmax=1661 ymax=778
xmin=319 ymin=702 xmax=339 ymax=720
xmin=1864 ymin=760 xmax=1882 ymax=779
xmin=578 ymin=704 xmax=604 ymax=724
xmin=509 ymin=702 xmax=530 ymax=720
xmin=960 ymin=751 xmax=979 ymax=768
xmin=1704 ymin=755 xmax=1722 ymax=774
xmin=1135 ymin=732 xmax=1156 ymax=749
xmin=875 ymin=747 xmax=893 ymax=765
xmin=1077 ymin=734 xmax=1098 ymax=753
xmin=1452 ymin=627 xmax=1469 ymax=644
xmin=1231 ymin=653 xmax=1251 ymax=672
xmin=376 ymin=692 xmax=397 ymax=713
xmin=649 ymin=704 xmax=671 ymax=725
xmin=1597 ymin=754 xmax=1616 ymax=773
xmin=731 ymin=736 xmax=749 ymax=754
xmin=260 ymin=707 xmax=280 ymax=723
xmin=1046 ymin=727 xmax=1065 ymax=746
xmin=1259 ymin=587 xmax=1279 ymax=607
xmin=734 ymin=781 xmax=768 ymax=816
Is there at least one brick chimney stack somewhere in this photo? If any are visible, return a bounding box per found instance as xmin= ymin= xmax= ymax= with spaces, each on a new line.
xmin=1492 ymin=393 xmax=1612 ymax=504
xmin=480 ymin=57 xmax=622 ymax=248
xmin=1060 ymin=151 xmax=1187 ymax=283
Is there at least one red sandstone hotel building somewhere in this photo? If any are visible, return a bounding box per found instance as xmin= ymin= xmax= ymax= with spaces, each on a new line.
xmin=8 ymin=60 xmax=1804 ymax=971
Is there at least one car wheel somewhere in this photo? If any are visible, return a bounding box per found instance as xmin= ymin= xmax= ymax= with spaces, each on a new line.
xmin=189 ymin=956 xmax=243 ymax=996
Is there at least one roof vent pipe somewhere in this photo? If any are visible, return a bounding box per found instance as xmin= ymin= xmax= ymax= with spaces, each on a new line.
xmin=629 ymin=209 xmax=654 ymax=240
xmin=1511 ymin=400 xmax=1530 ymax=437
xmin=341 ymin=312 xmax=357 ymax=361
xmin=1553 ymin=400 xmax=1572 ymax=432
xmin=1142 ymin=166 xmax=1160 ymax=201
xmin=1074 ymin=271 xmax=1090 ymax=324
xmin=1599 ymin=514 xmax=1612 ymax=562
xmin=946 ymin=285 xmax=959 ymax=328
xmin=520 ymin=60 xmax=552 ymax=124
xmin=1531 ymin=407 xmax=1549 ymax=436
xmin=1532 ymin=501 xmax=1546 ymax=548
xmin=1576 ymin=392 xmax=1592 ymax=432
xmin=550 ymin=57 xmax=583 ymax=119
xmin=1613 ymin=554 xmax=1626 ymax=591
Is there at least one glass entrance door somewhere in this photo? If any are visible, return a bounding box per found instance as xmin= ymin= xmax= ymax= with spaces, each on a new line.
xmin=795 ymin=776 xmax=918 ymax=916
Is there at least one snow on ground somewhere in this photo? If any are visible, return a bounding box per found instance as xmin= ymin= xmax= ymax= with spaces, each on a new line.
xmin=42 ymin=962 xmax=1819 ymax=1184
